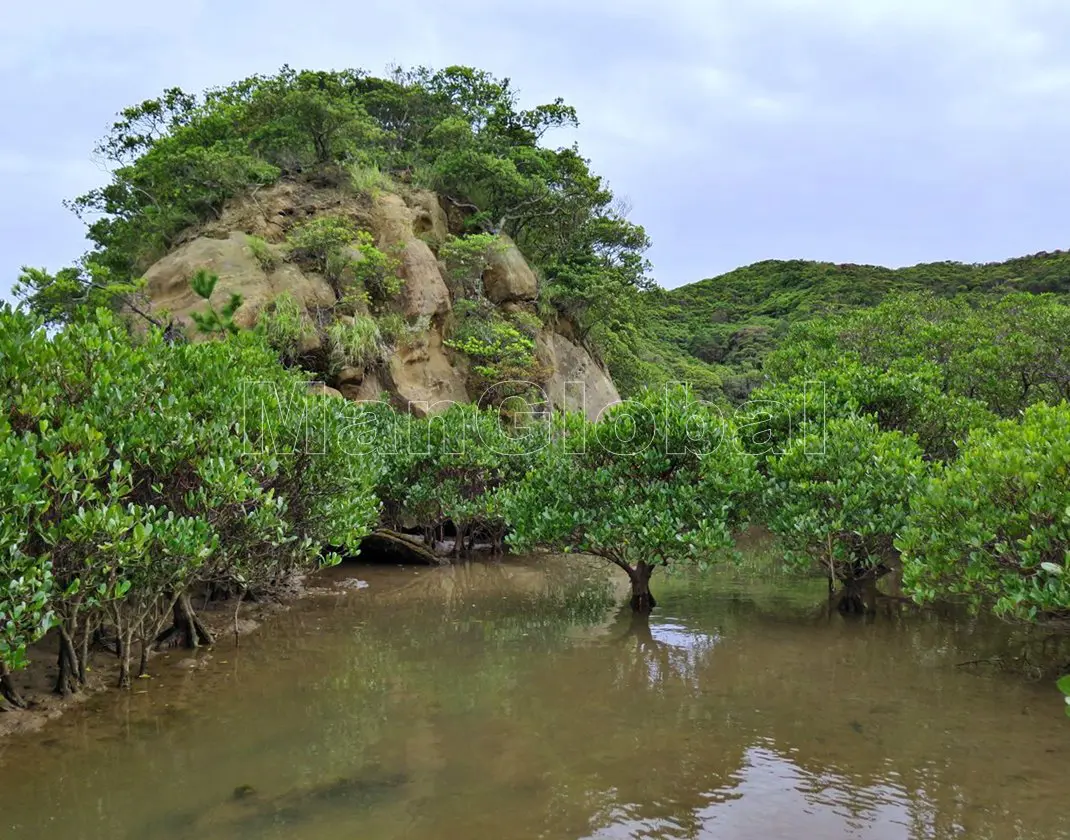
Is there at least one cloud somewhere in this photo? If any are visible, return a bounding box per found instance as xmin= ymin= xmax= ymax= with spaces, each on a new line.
xmin=2 ymin=0 xmax=1070 ymax=299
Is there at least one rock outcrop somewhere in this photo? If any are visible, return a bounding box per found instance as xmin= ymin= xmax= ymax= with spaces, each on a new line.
xmin=383 ymin=327 xmax=468 ymax=416
xmin=537 ymin=332 xmax=621 ymax=420
xmin=143 ymin=231 xmax=334 ymax=333
xmin=142 ymin=181 xmax=619 ymax=419
xmin=482 ymin=234 xmax=538 ymax=304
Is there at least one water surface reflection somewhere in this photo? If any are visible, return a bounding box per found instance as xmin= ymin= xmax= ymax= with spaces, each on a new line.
xmin=0 ymin=559 xmax=1066 ymax=839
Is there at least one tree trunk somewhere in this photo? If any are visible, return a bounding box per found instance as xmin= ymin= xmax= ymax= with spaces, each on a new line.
xmin=628 ymin=562 xmax=657 ymax=614
xmin=54 ymin=626 xmax=80 ymax=696
xmin=157 ymin=592 xmax=215 ymax=650
xmin=78 ymin=617 xmax=93 ymax=685
xmin=0 ymin=662 xmax=27 ymax=710
xmin=834 ymin=578 xmax=876 ymax=616
xmin=137 ymin=637 xmax=149 ymax=679
xmin=117 ymin=629 xmax=134 ymax=689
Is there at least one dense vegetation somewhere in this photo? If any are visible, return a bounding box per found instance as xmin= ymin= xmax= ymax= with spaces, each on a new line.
xmin=16 ymin=65 xmax=651 ymax=368
xmin=631 ymin=252 xmax=1070 ymax=402
xmin=0 ymin=307 xmax=378 ymax=706
xmin=504 ymin=387 xmax=759 ymax=610
xmin=745 ymin=292 xmax=1070 ymax=623
xmin=2 ymin=65 xmax=1069 ymax=715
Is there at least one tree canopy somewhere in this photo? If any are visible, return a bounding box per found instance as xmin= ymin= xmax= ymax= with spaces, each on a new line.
xmin=629 ymin=252 xmax=1070 ymax=403
xmin=34 ymin=66 xmax=648 ymax=357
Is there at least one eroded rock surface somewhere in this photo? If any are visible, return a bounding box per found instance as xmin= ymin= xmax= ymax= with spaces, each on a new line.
xmin=538 ymin=331 xmax=621 ymax=421
xmin=143 ymin=185 xmax=616 ymax=418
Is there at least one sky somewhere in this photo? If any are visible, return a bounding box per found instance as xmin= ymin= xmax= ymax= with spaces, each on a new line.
xmin=2 ymin=0 xmax=1070 ymax=298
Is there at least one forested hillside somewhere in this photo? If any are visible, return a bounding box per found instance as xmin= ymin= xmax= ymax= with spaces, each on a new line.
xmin=629 ymin=251 xmax=1070 ymax=401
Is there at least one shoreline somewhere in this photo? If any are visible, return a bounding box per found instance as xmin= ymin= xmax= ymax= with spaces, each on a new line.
xmin=0 ymin=572 xmax=338 ymax=741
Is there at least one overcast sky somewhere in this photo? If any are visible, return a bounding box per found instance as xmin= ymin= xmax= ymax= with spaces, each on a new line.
xmin=3 ymin=0 xmax=1070 ymax=298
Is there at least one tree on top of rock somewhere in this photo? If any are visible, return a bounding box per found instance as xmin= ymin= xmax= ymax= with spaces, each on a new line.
xmin=22 ymin=64 xmax=649 ymax=359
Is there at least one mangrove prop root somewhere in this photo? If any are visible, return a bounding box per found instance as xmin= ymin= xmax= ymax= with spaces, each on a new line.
xmin=138 ymin=638 xmax=149 ymax=678
xmin=53 ymin=627 xmax=81 ymax=697
xmin=627 ymin=563 xmax=657 ymax=614
xmin=158 ymin=594 xmax=215 ymax=650
xmin=0 ymin=665 xmax=27 ymax=710
xmin=117 ymin=628 xmax=135 ymax=689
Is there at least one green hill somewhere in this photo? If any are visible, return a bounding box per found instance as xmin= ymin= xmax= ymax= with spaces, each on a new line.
xmin=622 ymin=250 xmax=1070 ymax=401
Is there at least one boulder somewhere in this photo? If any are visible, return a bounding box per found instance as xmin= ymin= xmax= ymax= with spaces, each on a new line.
xmin=144 ymin=232 xmax=271 ymax=332
xmin=336 ymin=366 xmax=365 ymax=386
xmin=371 ymin=193 xmax=416 ymax=248
xmin=339 ymin=370 xmax=387 ymax=404
xmin=298 ymin=330 xmax=323 ymax=355
xmin=482 ymin=234 xmax=538 ymax=304
xmin=308 ymin=383 xmax=344 ymax=399
xmin=537 ymin=331 xmax=621 ymax=421
xmin=399 ymin=240 xmax=451 ymax=317
xmin=267 ymin=262 xmax=335 ymax=310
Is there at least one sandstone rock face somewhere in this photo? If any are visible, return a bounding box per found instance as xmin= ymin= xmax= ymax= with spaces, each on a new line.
xmin=267 ymin=263 xmax=336 ymax=310
xmin=196 ymin=180 xmax=373 ymax=244
xmin=409 ymin=190 xmax=450 ymax=243
xmin=141 ymin=185 xmax=619 ymax=419
xmin=372 ymin=193 xmax=451 ymax=318
xmin=482 ymin=234 xmax=538 ymax=304
xmin=385 ymin=326 xmax=468 ymax=416
xmin=143 ymin=232 xmax=334 ymax=333
xmin=538 ymin=331 xmax=621 ymax=421
xmin=339 ymin=370 xmax=385 ymax=404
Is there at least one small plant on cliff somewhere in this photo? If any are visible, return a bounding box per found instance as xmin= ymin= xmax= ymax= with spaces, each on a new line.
xmin=439 ymin=233 xmax=503 ymax=299
xmin=326 ymin=315 xmax=382 ymax=375
xmin=507 ymin=309 xmax=543 ymax=339
xmin=257 ymin=292 xmax=313 ymax=364
xmin=376 ymin=312 xmax=405 ymax=345
xmin=386 ymin=314 xmax=432 ymax=351
xmin=246 ymin=235 xmax=280 ymax=271
xmin=285 ymin=216 xmax=356 ymax=275
xmin=346 ymin=232 xmax=403 ymax=308
xmin=445 ymin=300 xmax=542 ymax=403
xmin=189 ymin=269 xmax=243 ymax=336
xmin=348 ymin=163 xmax=392 ymax=194
xmin=287 ymin=219 xmax=400 ymax=308
xmin=503 ymin=386 xmax=760 ymax=613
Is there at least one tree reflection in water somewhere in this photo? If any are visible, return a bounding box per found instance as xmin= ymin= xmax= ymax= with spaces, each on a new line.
xmin=0 ymin=559 xmax=1067 ymax=840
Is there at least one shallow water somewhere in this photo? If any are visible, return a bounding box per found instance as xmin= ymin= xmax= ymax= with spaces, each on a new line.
xmin=0 ymin=558 xmax=1068 ymax=840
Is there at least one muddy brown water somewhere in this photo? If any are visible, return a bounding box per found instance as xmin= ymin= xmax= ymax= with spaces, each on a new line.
xmin=0 ymin=557 xmax=1068 ymax=839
